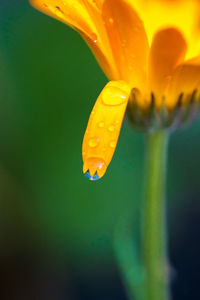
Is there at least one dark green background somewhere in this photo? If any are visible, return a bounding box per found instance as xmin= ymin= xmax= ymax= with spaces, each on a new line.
xmin=0 ymin=1 xmax=200 ymax=299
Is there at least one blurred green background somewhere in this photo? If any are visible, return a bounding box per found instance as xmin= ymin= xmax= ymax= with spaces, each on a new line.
xmin=1 ymin=1 xmax=200 ymax=299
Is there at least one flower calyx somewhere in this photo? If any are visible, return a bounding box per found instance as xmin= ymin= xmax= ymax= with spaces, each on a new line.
xmin=127 ymin=88 xmax=200 ymax=132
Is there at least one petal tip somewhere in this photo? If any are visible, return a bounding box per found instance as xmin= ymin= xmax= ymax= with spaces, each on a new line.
xmin=84 ymin=170 xmax=100 ymax=181
xmin=83 ymin=157 xmax=107 ymax=181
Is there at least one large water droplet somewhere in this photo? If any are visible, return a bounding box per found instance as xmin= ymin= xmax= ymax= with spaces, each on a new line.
xmin=102 ymin=86 xmax=127 ymax=106
xmin=88 ymin=138 xmax=99 ymax=148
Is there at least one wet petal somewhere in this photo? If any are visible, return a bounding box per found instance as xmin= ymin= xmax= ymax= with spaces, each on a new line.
xmin=102 ymin=0 xmax=149 ymax=89
xmin=148 ymin=28 xmax=187 ymax=106
xmin=82 ymin=80 xmax=131 ymax=180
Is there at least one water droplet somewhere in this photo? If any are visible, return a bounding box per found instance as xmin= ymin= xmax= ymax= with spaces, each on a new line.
xmin=91 ymin=32 xmax=98 ymax=43
xmin=108 ymin=125 xmax=115 ymax=132
xmin=55 ymin=6 xmax=64 ymax=18
xmin=98 ymin=121 xmax=104 ymax=128
xmin=109 ymin=17 xmax=114 ymax=24
xmin=84 ymin=171 xmax=100 ymax=181
xmin=88 ymin=138 xmax=99 ymax=148
xmin=101 ymin=86 xmax=128 ymax=106
xmin=109 ymin=141 xmax=116 ymax=148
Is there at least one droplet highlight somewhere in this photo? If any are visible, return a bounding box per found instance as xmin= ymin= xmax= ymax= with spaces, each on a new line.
xmin=88 ymin=138 xmax=99 ymax=148
xmin=109 ymin=141 xmax=116 ymax=148
xmin=91 ymin=32 xmax=98 ymax=43
xmin=98 ymin=121 xmax=105 ymax=128
xmin=109 ymin=18 xmax=114 ymax=24
xmin=108 ymin=125 xmax=115 ymax=132
xmin=55 ymin=6 xmax=64 ymax=18
xmin=101 ymin=86 xmax=128 ymax=106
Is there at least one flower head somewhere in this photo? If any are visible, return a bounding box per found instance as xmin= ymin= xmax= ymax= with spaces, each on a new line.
xmin=30 ymin=0 xmax=200 ymax=180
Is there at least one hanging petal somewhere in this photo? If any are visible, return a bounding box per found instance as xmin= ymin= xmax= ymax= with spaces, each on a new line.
xmin=82 ymin=80 xmax=131 ymax=180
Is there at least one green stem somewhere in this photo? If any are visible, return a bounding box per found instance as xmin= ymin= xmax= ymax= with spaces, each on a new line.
xmin=143 ymin=130 xmax=169 ymax=300
xmin=114 ymin=130 xmax=170 ymax=300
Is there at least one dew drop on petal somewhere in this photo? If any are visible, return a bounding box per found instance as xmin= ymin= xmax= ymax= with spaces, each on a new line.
xmin=109 ymin=17 xmax=114 ymax=24
xmin=91 ymin=32 xmax=98 ymax=43
xmin=109 ymin=141 xmax=116 ymax=148
xmin=101 ymin=86 xmax=127 ymax=106
xmin=84 ymin=171 xmax=100 ymax=181
xmin=108 ymin=125 xmax=115 ymax=132
xmin=88 ymin=138 xmax=99 ymax=148
xmin=98 ymin=121 xmax=105 ymax=128
xmin=55 ymin=6 xmax=64 ymax=18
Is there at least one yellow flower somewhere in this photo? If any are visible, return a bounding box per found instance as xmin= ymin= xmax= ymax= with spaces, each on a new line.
xmin=30 ymin=0 xmax=200 ymax=180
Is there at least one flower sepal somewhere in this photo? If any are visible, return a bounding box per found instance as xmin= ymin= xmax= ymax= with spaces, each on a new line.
xmin=127 ymin=88 xmax=200 ymax=132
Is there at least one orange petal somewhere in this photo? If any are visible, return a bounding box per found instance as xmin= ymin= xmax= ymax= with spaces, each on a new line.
xmin=30 ymin=0 xmax=119 ymax=79
xmin=148 ymin=28 xmax=187 ymax=104
xmin=82 ymin=80 xmax=131 ymax=180
xmin=102 ymin=0 xmax=149 ymax=89
xmin=167 ymin=59 xmax=200 ymax=108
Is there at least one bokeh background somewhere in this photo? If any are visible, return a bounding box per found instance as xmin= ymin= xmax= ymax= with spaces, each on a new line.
xmin=0 ymin=0 xmax=200 ymax=299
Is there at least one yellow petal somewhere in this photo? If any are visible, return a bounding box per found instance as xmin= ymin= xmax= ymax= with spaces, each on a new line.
xmin=102 ymin=0 xmax=149 ymax=88
xmin=30 ymin=0 xmax=119 ymax=79
xmin=148 ymin=28 xmax=187 ymax=107
xmin=167 ymin=59 xmax=200 ymax=109
xmin=131 ymin=0 xmax=200 ymax=60
xmin=82 ymin=80 xmax=131 ymax=180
